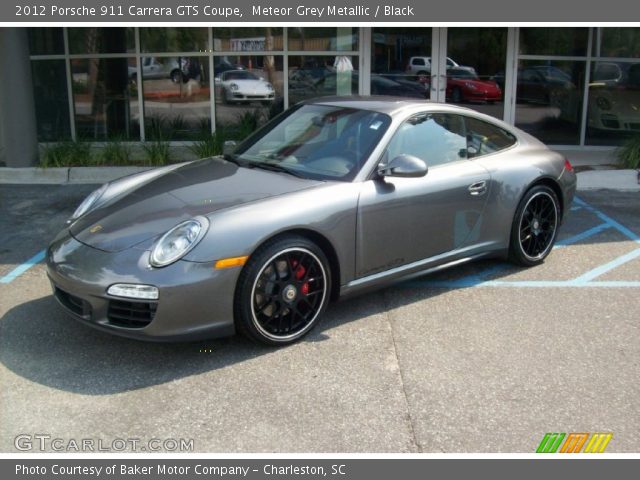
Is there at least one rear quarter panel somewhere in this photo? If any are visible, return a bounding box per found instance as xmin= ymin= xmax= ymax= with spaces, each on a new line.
xmin=475 ymin=141 xmax=568 ymax=252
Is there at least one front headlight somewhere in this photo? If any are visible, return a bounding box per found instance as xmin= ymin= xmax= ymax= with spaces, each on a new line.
xmin=464 ymin=82 xmax=478 ymax=90
xmin=69 ymin=183 xmax=108 ymax=222
xmin=229 ymin=83 xmax=239 ymax=91
xmin=150 ymin=216 xmax=209 ymax=267
xmin=266 ymin=83 xmax=274 ymax=91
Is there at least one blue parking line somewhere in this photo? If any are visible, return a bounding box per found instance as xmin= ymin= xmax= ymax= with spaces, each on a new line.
xmin=0 ymin=249 xmax=46 ymax=284
xmin=554 ymin=222 xmax=611 ymax=249
xmin=574 ymin=196 xmax=640 ymax=242
xmin=573 ymin=247 xmax=640 ymax=284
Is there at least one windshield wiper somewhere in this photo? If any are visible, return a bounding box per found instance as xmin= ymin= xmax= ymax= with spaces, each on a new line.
xmin=223 ymin=154 xmax=250 ymax=168
xmin=246 ymin=161 xmax=305 ymax=179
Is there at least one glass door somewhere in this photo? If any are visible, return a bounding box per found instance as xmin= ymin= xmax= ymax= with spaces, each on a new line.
xmin=437 ymin=27 xmax=509 ymax=120
xmin=370 ymin=27 xmax=433 ymax=100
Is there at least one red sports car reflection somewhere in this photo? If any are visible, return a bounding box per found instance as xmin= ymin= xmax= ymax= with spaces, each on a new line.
xmin=446 ymin=67 xmax=502 ymax=103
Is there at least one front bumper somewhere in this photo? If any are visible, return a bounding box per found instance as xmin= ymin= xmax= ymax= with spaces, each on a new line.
xmin=46 ymin=230 xmax=240 ymax=342
xmin=231 ymin=91 xmax=275 ymax=101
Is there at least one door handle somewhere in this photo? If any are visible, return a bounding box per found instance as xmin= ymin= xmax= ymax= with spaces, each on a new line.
xmin=468 ymin=181 xmax=487 ymax=196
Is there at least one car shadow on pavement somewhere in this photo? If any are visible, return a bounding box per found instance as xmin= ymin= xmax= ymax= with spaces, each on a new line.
xmin=0 ymin=273 xmax=459 ymax=396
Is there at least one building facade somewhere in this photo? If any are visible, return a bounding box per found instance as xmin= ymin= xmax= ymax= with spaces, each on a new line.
xmin=1 ymin=27 xmax=640 ymax=166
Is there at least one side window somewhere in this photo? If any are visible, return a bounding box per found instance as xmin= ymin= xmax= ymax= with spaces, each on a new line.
xmin=464 ymin=117 xmax=517 ymax=158
xmin=413 ymin=58 xmax=425 ymax=66
xmin=385 ymin=113 xmax=467 ymax=168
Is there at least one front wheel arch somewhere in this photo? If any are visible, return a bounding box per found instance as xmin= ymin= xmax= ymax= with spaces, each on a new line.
xmin=239 ymin=229 xmax=341 ymax=303
xmin=233 ymin=233 xmax=333 ymax=345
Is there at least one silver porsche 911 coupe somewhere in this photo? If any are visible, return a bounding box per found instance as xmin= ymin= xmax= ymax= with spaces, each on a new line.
xmin=47 ymin=97 xmax=576 ymax=345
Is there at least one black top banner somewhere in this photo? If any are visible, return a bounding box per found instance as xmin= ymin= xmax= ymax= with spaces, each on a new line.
xmin=3 ymin=0 xmax=640 ymax=22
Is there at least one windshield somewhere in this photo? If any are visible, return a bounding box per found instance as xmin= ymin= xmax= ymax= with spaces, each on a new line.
xmin=232 ymin=104 xmax=392 ymax=181
xmin=449 ymin=69 xmax=477 ymax=80
xmin=224 ymin=71 xmax=258 ymax=81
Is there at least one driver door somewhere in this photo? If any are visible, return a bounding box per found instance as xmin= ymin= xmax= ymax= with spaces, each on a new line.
xmin=355 ymin=112 xmax=491 ymax=279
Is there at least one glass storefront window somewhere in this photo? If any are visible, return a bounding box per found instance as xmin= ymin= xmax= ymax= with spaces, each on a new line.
xmin=214 ymin=56 xmax=284 ymax=135
xmin=140 ymin=28 xmax=209 ymax=53
xmin=515 ymin=60 xmax=585 ymax=144
xmin=213 ymin=28 xmax=283 ymax=52
xmin=71 ymin=58 xmax=139 ymax=140
xmin=370 ymin=27 xmax=431 ymax=100
xmin=593 ymin=28 xmax=640 ymax=58
xmin=446 ymin=28 xmax=507 ymax=119
xmin=28 ymin=28 xmax=64 ymax=55
xmin=288 ymin=55 xmax=358 ymax=105
xmin=142 ymin=57 xmax=210 ymax=140
xmin=586 ymin=60 xmax=640 ymax=145
xmin=68 ymin=28 xmax=135 ymax=54
xmin=288 ymin=28 xmax=358 ymax=52
xmin=519 ymin=28 xmax=589 ymax=57
xmin=31 ymin=60 xmax=71 ymax=141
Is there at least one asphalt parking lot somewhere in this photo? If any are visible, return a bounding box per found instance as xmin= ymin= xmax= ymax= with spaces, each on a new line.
xmin=0 ymin=184 xmax=638 ymax=453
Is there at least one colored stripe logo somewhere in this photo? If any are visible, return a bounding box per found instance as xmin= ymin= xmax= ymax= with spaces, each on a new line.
xmin=536 ymin=433 xmax=612 ymax=453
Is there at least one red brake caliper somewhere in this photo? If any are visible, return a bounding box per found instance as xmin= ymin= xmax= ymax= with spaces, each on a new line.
xmin=293 ymin=261 xmax=309 ymax=295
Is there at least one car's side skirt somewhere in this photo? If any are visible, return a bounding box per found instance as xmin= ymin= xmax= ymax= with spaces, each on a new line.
xmin=340 ymin=241 xmax=503 ymax=298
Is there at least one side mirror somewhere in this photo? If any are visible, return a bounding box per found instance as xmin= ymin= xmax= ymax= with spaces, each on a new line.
xmin=223 ymin=141 xmax=237 ymax=156
xmin=378 ymin=154 xmax=428 ymax=178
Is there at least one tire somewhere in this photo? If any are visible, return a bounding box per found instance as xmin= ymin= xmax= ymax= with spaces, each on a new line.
xmin=452 ymin=87 xmax=463 ymax=103
xmin=234 ymin=235 xmax=332 ymax=346
xmin=509 ymin=185 xmax=560 ymax=267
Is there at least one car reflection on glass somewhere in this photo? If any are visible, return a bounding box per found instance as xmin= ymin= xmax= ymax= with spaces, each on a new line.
xmin=588 ymin=62 xmax=640 ymax=134
xmin=445 ymin=67 xmax=502 ymax=104
xmin=215 ymin=70 xmax=275 ymax=105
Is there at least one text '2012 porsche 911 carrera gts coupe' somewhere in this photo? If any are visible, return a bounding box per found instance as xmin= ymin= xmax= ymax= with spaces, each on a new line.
xmin=47 ymin=97 xmax=577 ymax=345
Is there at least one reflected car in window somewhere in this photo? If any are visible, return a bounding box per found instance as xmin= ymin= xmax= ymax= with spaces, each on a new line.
xmin=446 ymin=68 xmax=502 ymax=103
xmin=215 ymin=70 xmax=275 ymax=105
xmin=47 ymin=98 xmax=576 ymax=346
xmin=406 ymin=56 xmax=476 ymax=76
xmin=128 ymin=57 xmax=183 ymax=83
xmin=588 ymin=62 xmax=640 ymax=134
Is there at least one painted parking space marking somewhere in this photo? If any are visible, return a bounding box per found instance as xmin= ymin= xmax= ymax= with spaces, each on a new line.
xmin=412 ymin=196 xmax=640 ymax=289
xmin=0 ymin=249 xmax=46 ymax=284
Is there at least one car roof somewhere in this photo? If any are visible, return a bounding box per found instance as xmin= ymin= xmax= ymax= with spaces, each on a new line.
xmin=303 ymin=96 xmax=478 ymax=117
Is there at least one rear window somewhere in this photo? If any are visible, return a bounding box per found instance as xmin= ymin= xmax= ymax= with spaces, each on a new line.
xmin=465 ymin=117 xmax=517 ymax=158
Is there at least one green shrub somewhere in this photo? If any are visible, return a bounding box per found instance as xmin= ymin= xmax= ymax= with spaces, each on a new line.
xmin=40 ymin=141 xmax=93 ymax=168
xmin=188 ymin=130 xmax=226 ymax=159
xmin=233 ymin=109 xmax=264 ymax=140
xmin=97 ymin=139 xmax=133 ymax=166
xmin=616 ymin=134 xmax=640 ymax=169
xmin=143 ymin=138 xmax=171 ymax=166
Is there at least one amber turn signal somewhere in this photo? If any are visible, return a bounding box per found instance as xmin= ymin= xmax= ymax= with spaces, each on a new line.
xmin=214 ymin=256 xmax=248 ymax=269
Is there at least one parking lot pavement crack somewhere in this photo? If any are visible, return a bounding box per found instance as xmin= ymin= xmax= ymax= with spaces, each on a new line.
xmin=381 ymin=290 xmax=421 ymax=453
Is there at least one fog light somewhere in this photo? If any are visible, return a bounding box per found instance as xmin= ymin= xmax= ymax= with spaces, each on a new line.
xmin=107 ymin=284 xmax=159 ymax=300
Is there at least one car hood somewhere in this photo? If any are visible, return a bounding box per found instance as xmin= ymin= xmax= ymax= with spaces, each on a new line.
xmin=226 ymin=79 xmax=269 ymax=90
xmin=70 ymin=158 xmax=320 ymax=253
xmin=457 ymin=79 xmax=500 ymax=90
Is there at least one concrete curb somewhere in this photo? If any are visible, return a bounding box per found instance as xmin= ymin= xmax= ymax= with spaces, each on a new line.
xmin=577 ymin=169 xmax=640 ymax=192
xmin=1 ymin=166 xmax=639 ymax=192
xmin=0 ymin=166 xmax=153 ymax=184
